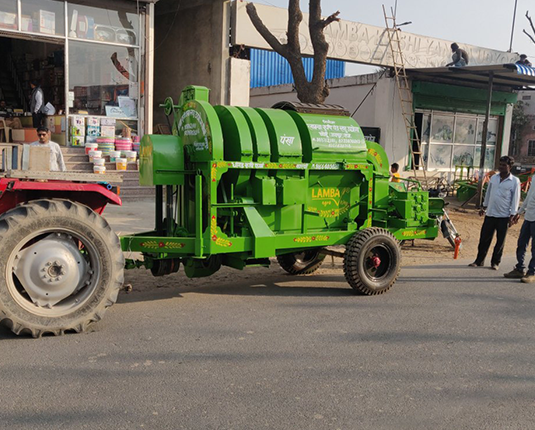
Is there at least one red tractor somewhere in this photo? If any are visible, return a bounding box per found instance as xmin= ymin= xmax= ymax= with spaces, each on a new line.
xmin=0 ymin=170 xmax=124 ymax=337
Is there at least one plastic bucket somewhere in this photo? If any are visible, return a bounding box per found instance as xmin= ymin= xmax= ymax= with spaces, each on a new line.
xmin=109 ymin=150 xmax=121 ymax=162
xmin=85 ymin=143 xmax=98 ymax=154
xmin=125 ymin=150 xmax=137 ymax=162
xmin=93 ymin=158 xmax=105 ymax=166
xmin=116 ymin=158 xmax=127 ymax=171
xmin=88 ymin=150 xmax=102 ymax=162
xmin=93 ymin=165 xmax=106 ymax=174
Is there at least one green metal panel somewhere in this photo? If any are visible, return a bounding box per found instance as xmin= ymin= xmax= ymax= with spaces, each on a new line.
xmin=237 ymin=107 xmax=271 ymax=162
xmin=412 ymin=81 xmax=517 ymax=116
xmin=139 ymin=134 xmax=184 ymax=186
xmin=288 ymin=111 xmax=368 ymax=163
xmin=255 ymin=108 xmax=303 ymax=161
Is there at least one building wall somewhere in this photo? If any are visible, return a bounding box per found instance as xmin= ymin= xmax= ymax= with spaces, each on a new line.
xmin=517 ymin=116 xmax=535 ymax=165
xmin=153 ymin=0 xmax=228 ymax=126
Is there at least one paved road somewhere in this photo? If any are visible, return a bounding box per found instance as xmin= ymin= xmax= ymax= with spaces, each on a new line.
xmin=2 ymin=254 xmax=535 ymax=430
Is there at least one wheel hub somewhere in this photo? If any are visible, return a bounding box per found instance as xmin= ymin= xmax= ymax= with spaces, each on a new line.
xmin=13 ymin=233 xmax=89 ymax=308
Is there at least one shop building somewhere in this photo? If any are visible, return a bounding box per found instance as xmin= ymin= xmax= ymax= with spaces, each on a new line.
xmin=0 ymin=0 xmax=155 ymax=146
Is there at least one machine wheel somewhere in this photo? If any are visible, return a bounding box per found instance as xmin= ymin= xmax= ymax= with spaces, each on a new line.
xmin=277 ymin=249 xmax=326 ymax=275
xmin=0 ymin=199 xmax=124 ymax=337
xmin=343 ymin=228 xmax=401 ymax=295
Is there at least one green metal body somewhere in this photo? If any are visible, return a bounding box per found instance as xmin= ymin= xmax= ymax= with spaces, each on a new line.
xmin=121 ymin=86 xmax=442 ymax=277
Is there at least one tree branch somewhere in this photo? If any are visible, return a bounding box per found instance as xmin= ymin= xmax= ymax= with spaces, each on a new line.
xmin=524 ymin=28 xmax=535 ymax=45
xmin=286 ymin=0 xmax=303 ymax=55
xmin=321 ymin=11 xmax=341 ymax=29
xmin=245 ymin=3 xmax=287 ymax=57
xmin=526 ymin=11 xmax=535 ymax=39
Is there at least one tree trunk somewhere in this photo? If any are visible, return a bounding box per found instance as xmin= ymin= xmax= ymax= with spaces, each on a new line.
xmin=246 ymin=1 xmax=339 ymax=104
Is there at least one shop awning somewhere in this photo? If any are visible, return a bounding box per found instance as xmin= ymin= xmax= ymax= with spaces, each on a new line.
xmin=406 ymin=64 xmax=535 ymax=91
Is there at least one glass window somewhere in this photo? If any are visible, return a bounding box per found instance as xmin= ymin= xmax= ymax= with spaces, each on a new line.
xmin=421 ymin=113 xmax=431 ymax=144
xmin=68 ymin=3 xmax=138 ymax=45
xmin=454 ymin=117 xmax=476 ymax=144
xmin=428 ymin=144 xmax=452 ymax=170
xmin=21 ymin=0 xmax=64 ymax=36
xmin=431 ymin=115 xmax=454 ymax=143
xmin=476 ymin=118 xmax=498 ymax=145
xmin=419 ymin=143 xmax=428 ymax=169
xmin=69 ymin=41 xmax=138 ymax=117
xmin=0 ymin=0 xmax=17 ymax=30
xmin=453 ymin=145 xmax=474 ymax=167
xmin=474 ymin=147 xmax=496 ymax=169
xmin=528 ymin=140 xmax=535 ymax=157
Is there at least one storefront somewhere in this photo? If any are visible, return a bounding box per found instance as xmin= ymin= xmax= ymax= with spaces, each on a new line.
xmin=412 ymin=81 xmax=517 ymax=174
xmin=0 ymin=0 xmax=154 ymax=146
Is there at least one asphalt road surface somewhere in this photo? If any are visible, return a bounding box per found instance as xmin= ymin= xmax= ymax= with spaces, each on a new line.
xmin=2 ymin=255 xmax=535 ymax=430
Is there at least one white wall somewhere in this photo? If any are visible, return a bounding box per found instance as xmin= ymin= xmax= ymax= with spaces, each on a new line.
xmin=250 ymin=74 xmax=410 ymax=169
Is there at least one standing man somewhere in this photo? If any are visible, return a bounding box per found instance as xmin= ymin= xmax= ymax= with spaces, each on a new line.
xmin=446 ymin=43 xmax=469 ymax=67
xmin=30 ymin=80 xmax=45 ymax=128
xmin=504 ymin=180 xmax=535 ymax=282
xmin=516 ymin=54 xmax=532 ymax=67
xmin=30 ymin=126 xmax=66 ymax=172
xmin=469 ymin=156 xmax=520 ymax=270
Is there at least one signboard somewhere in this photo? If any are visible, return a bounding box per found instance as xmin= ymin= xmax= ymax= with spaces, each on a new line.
xmin=232 ymin=2 xmax=517 ymax=68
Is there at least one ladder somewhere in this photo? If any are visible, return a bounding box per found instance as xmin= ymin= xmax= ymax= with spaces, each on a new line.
xmin=382 ymin=5 xmax=427 ymax=186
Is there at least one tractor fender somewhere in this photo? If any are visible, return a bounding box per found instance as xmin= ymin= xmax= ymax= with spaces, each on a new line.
xmin=0 ymin=178 xmax=121 ymax=215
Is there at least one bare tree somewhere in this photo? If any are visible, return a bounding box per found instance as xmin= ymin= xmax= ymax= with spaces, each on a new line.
xmin=246 ymin=1 xmax=340 ymax=104
xmin=524 ymin=11 xmax=535 ymax=44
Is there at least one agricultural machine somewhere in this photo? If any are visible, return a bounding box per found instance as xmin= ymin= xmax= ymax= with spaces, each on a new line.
xmin=0 ymin=86 xmax=443 ymax=337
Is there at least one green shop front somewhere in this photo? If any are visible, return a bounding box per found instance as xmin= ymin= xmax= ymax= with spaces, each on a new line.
xmin=411 ymin=80 xmax=517 ymax=174
xmin=0 ymin=0 xmax=155 ymax=146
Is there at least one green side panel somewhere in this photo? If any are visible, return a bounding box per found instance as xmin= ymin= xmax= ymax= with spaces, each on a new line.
xmin=412 ymin=81 xmax=517 ymax=116
xmin=237 ymin=107 xmax=271 ymax=162
xmin=276 ymin=177 xmax=307 ymax=205
xmin=139 ymin=134 xmax=184 ymax=186
xmin=288 ymin=111 xmax=368 ymax=163
xmin=366 ymin=141 xmax=390 ymax=176
xmin=214 ymin=105 xmax=254 ymax=162
xmin=252 ymin=176 xmax=276 ymax=205
xmin=255 ymin=108 xmax=303 ymax=162
xmin=178 ymin=85 xmax=210 ymax=105
xmin=176 ymin=99 xmax=224 ymax=162
xmin=242 ymin=206 xmax=275 ymax=258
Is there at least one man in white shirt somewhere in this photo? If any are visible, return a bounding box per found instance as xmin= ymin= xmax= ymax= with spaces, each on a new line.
xmin=469 ymin=156 xmax=520 ymax=270
xmin=30 ymin=126 xmax=66 ymax=172
xmin=504 ymin=179 xmax=535 ymax=282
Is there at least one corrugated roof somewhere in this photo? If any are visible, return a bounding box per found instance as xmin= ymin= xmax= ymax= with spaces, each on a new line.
xmin=406 ymin=64 xmax=535 ymax=91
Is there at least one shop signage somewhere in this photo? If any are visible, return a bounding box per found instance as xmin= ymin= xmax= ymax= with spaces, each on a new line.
xmin=232 ymin=3 xmax=517 ymax=68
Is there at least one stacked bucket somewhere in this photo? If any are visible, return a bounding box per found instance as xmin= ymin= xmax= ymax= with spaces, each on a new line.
xmin=97 ymin=137 xmax=115 ymax=157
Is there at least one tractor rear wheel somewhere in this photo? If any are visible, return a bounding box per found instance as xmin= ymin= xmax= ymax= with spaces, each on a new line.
xmin=0 ymin=199 xmax=124 ymax=337
xmin=343 ymin=228 xmax=401 ymax=295
xmin=277 ymin=249 xmax=326 ymax=275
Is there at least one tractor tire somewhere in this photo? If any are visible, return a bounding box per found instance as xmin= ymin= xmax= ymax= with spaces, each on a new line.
xmin=0 ymin=199 xmax=124 ymax=337
xmin=343 ymin=227 xmax=401 ymax=295
xmin=277 ymin=249 xmax=326 ymax=275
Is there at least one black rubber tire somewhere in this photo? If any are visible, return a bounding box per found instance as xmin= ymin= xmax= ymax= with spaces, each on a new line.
xmin=440 ymin=219 xmax=456 ymax=248
xmin=0 ymin=199 xmax=124 ymax=337
xmin=343 ymin=227 xmax=401 ymax=295
xmin=277 ymin=249 xmax=326 ymax=275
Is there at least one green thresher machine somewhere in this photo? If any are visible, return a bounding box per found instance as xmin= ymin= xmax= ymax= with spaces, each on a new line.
xmin=122 ymin=85 xmax=443 ymax=292
xmin=0 ymin=85 xmax=443 ymax=337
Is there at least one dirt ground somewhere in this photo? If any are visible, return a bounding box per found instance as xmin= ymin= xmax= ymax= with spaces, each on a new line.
xmin=122 ymin=198 xmax=518 ymax=293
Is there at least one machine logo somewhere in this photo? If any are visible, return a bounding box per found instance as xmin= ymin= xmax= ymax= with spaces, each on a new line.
xmin=280 ymin=135 xmax=295 ymax=146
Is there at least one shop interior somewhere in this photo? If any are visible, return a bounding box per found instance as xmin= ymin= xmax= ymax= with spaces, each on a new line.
xmin=0 ymin=36 xmax=65 ymax=144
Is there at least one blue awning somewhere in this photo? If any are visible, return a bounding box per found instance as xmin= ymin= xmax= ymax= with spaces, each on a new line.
xmin=513 ymin=63 xmax=535 ymax=77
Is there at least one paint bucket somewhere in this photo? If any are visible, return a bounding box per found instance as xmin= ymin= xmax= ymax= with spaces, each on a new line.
xmin=93 ymin=158 xmax=105 ymax=166
xmin=116 ymin=158 xmax=127 ymax=171
xmin=109 ymin=150 xmax=121 ymax=162
xmin=85 ymin=143 xmax=98 ymax=154
xmin=88 ymin=150 xmax=102 ymax=162
xmin=125 ymin=150 xmax=137 ymax=163
xmin=93 ymin=165 xmax=106 ymax=174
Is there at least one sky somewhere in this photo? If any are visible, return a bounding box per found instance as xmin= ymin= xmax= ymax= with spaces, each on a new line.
xmin=251 ymin=0 xmax=535 ymax=75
